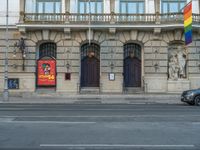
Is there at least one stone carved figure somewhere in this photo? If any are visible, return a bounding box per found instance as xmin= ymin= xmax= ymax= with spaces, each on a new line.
xmin=168 ymin=55 xmax=179 ymax=80
xmin=168 ymin=46 xmax=187 ymax=80
xmin=176 ymin=46 xmax=187 ymax=78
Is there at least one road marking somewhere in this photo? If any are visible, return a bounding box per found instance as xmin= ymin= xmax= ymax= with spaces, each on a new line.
xmin=0 ymin=121 xmax=96 ymax=124
xmin=192 ymin=122 xmax=200 ymax=125
xmin=1 ymin=115 xmax=200 ymax=118
xmin=40 ymin=144 xmax=195 ymax=148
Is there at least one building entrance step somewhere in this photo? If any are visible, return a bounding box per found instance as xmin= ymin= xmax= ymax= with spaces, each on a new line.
xmin=124 ymin=87 xmax=144 ymax=94
xmin=36 ymin=88 xmax=56 ymax=94
xmin=80 ymin=87 xmax=100 ymax=94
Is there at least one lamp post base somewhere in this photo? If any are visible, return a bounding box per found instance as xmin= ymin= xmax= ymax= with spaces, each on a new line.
xmin=3 ymin=90 xmax=9 ymax=101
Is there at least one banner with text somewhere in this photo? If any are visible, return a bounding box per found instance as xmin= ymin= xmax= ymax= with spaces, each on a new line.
xmin=37 ymin=59 xmax=56 ymax=86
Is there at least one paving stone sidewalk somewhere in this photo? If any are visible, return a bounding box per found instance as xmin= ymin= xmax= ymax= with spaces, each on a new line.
xmin=0 ymin=93 xmax=182 ymax=104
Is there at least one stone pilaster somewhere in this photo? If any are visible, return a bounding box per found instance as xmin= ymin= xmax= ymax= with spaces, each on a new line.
xmin=154 ymin=0 xmax=160 ymax=13
xmin=199 ymin=0 xmax=200 ymax=14
xmin=19 ymin=0 xmax=25 ymax=23
xmin=65 ymin=0 xmax=70 ymax=13
xmin=110 ymin=0 xmax=115 ymax=12
xmin=20 ymin=0 xmax=25 ymax=12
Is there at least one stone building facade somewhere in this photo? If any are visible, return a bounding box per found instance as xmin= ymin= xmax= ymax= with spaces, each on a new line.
xmin=0 ymin=0 xmax=200 ymax=96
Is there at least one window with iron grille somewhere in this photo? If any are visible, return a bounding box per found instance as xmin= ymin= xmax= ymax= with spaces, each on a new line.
xmin=124 ymin=43 xmax=141 ymax=60
xmin=39 ymin=43 xmax=56 ymax=59
xmin=81 ymin=43 xmax=100 ymax=60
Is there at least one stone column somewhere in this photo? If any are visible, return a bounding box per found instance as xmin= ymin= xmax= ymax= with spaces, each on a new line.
xmin=110 ymin=0 xmax=115 ymax=13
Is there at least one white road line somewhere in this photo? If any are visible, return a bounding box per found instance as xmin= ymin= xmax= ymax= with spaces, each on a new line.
xmin=40 ymin=144 xmax=195 ymax=148
xmin=0 ymin=121 xmax=96 ymax=124
xmin=0 ymin=108 xmax=192 ymax=111
xmin=192 ymin=122 xmax=200 ymax=125
xmin=0 ymin=115 xmax=200 ymax=118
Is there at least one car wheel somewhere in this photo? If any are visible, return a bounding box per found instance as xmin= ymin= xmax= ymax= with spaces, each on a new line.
xmin=194 ymin=95 xmax=200 ymax=106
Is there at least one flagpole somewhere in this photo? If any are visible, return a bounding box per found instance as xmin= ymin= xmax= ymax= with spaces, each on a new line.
xmin=89 ymin=0 xmax=91 ymax=46
xmin=179 ymin=1 xmax=192 ymax=12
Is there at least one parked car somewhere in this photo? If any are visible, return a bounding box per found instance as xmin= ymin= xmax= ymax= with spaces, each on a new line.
xmin=181 ymin=88 xmax=200 ymax=105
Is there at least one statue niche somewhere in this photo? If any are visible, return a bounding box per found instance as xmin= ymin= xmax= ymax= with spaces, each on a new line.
xmin=168 ymin=45 xmax=187 ymax=80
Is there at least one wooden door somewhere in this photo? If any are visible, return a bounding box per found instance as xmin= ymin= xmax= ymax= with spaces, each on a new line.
xmin=124 ymin=57 xmax=141 ymax=87
xmin=81 ymin=57 xmax=100 ymax=87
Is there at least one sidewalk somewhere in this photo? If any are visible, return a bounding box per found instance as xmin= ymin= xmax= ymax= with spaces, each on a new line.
xmin=0 ymin=93 xmax=182 ymax=104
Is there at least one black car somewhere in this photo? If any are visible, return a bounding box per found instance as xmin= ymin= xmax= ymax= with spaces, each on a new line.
xmin=181 ymin=88 xmax=200 ymax=105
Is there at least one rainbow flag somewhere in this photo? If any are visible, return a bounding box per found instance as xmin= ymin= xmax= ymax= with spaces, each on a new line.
xmin=184 ymin=1 xmax=192 ymax=45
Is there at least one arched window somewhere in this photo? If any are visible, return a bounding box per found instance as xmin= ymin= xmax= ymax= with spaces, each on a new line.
xmin=124 ymin=43 xmax=141 ymax=60
xmin=81 ymin=43 xmax=100 ymax=60
xmin=123 ymin=43 xmax=141 ymax=88
xmin=39 ymin=43 xmax=56 ymax=59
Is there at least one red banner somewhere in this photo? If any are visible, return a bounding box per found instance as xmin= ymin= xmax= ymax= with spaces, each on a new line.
xmin=37 ymin=59 xmax=56 ymax=86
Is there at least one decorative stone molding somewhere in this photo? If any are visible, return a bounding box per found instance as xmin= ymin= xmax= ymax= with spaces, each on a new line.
xmin=87 ymin=29 xmax=94 ymax=41
xmin=18 ymin=27 xmax=26 ymax=35
xmin=42 ymin=30 xmax=49 ymax=40
xmin=154 ymin=28 xmax=161 ymax=34
xmin=130 ymin=30 xmax=138 ymax=41
xmin=64 ymin=28 xmax=71 ymax=39
xmin=108 ymin=28 xmax=116 ymax=40
xmin=174 ymin=30 xmax=183 ymax=41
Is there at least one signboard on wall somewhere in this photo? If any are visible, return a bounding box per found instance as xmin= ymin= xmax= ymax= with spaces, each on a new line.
xmin=8 ymin=78 xmax=19 ymax=89
xmin=37 ymin=59 xmax=56 ymax=86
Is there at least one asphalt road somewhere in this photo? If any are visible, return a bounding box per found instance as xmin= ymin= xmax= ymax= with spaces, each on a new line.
xmin=0 ymin=103 xmax=199 ymax=150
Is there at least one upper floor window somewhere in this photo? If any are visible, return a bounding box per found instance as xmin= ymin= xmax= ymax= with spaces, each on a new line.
xmin=161 ymin=0 xmax=186 ymax=13
xmin=120 ymin=0 xmax=145 ymax=14
xmin=79 ymin=0 xmax=103 ymax=14
xmin=25 ymin=0 xmax=61 ymax=13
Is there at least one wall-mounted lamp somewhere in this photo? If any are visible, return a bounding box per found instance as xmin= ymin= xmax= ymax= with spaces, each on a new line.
xmin=13 ymin=37 xmax=27 ymax=71
xmin=154 ymin=62 xmax=160 ymax=71
xmin=66 ymin=61 xmax=71 ymax=72
xmin=110 ymin=62 xmax=115 ymax=70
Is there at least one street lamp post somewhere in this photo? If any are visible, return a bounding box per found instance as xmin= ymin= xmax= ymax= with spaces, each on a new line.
xmin=88 ymin=0 xmax=91 ymax=45
xmin=3 ymin=0 xmax=9 ymax=101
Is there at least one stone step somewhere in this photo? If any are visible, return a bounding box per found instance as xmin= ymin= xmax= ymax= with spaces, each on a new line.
xmin=80 ymin=87 xmax=100 ymax=94
xmin=124 ymin=87 xmax=144 ymax=94
xmin=35 ymin=88 xmax=56 ymax=94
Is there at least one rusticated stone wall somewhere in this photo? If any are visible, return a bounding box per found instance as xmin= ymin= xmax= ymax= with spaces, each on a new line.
xmin=0 ymin=28 xmax=200 ymax=95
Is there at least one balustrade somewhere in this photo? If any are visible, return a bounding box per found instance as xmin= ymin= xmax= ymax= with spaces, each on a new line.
xmin=22 ymin=13 xmax=200 ymax=25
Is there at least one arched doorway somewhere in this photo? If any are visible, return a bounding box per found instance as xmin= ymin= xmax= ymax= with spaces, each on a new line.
xmin=81 ymin=43 xmax=100 ymax=87
xmin=123 ymin=43 xmax=141 ymax=87
xmin=36 ymin=42 xmax=57 ymax=88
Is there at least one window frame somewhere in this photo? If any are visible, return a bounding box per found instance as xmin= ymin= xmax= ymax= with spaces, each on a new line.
xmin=35 ymin=0 xmax=61 ymax=13
xmin=120 ymin=0 xmax=145 ymax=14
xmin=78 ymin=0 xmax=103 ymax=14
xmin=161 ymin=0 xmax=186 ymax=13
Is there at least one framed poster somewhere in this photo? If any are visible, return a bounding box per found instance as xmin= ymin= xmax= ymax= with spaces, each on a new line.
xmin=65 ymin=73 xmax=71 ymax=80
xmin=37 ymin=59 xmax=56 ymax=86
xmin=8 ymin=78 xmax=19 ymax=89
xmin=109 ymin=73 xmax=115 ymax=81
